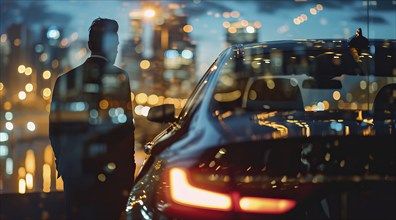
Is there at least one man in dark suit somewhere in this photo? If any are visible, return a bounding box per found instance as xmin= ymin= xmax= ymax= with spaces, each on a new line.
xmin=49 ymin=18 xmax=135 ymax=220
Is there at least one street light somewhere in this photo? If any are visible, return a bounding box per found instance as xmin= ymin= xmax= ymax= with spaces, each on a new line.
xmin=144 ymin=9 xmax=156 ymax=18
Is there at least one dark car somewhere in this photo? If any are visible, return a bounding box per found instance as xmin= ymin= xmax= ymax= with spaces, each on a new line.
xmin=126 ymin=39 xmax=395 ymax=220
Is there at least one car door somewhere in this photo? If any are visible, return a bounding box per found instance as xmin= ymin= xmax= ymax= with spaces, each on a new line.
xmin=135 ymin=59 xmax=220 ymax=179
xmin=126 ymin=59 xmax=221 ymax=219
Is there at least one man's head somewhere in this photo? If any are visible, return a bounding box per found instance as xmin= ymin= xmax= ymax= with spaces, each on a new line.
xmin=88 ymin=18 xmax=119 ymax=64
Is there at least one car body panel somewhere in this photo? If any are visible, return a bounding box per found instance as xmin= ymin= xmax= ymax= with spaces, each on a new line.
xmin=126 ymin=39 xmax=396 ymax=220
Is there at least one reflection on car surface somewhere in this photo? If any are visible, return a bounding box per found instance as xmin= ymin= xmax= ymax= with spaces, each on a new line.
xmin=126 ymin=39 xmax=395 ymax=220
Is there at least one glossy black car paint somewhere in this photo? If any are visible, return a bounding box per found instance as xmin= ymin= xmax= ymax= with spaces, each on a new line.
xmin=126 ymin=39 xmax=395 ymax=220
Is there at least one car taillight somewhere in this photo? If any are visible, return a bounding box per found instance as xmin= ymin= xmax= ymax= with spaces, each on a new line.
xmin=239 ymin=196 xmax=296 ymax=214
xmin=169 ymin=167 xmax=233 ymax=211
xmin=168 ymin=167 xmax=296 ymax=214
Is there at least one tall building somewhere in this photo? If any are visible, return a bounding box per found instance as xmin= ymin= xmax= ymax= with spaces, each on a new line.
xmin=121 ymin=18 xmax=144 ymax=91
xmin=122 ymin=3 xmax=196 ymax=98
xmin=225 ymin=20 xmax=261 ymax=46
xmin=2 ymin=23 xmax=34 ymax=104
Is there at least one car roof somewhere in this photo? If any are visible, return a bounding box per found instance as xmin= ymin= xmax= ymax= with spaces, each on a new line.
xmin=233 ymin=39 xmax=395 ymax=51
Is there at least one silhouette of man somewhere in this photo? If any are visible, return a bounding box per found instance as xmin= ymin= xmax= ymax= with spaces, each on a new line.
xmin=49 ymin=18 xmax=135 ymax=220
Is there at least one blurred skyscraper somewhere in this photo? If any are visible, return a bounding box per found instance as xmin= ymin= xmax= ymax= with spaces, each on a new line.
xmin=122 ymin=2 xmax=196 ymax=98
xmin=224 ymin=20 xmax=261 ymax=46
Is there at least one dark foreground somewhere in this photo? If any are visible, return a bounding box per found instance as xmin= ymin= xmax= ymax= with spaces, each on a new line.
xmin=0 ymin=192 xmax=65 ymax=220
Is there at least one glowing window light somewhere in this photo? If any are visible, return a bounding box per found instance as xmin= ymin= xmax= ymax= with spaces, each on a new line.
xmin=44 ymin=145 xmax=53 ymax=165
xmin=18 ymin=167 xmax=26 ymax=178
xmin=253 ymin=21 xmax=262 ymax=28
xmin=52 ymin=60 xmax=59 ymax=68
xmin=136 ymin=93 xmax=148 ymax=105
xmin=19 ymin=179 xmax=26 ymax=194
xmin=246 ymin=26 xmax=255 ymax=33
xmin=333 ymin=91 xmax=341 ymax=101
xmin=4 ymin=101 xmax=12 ymax=111
xmin=5 ymin=122 xmax=13 ymax=131
xmin=0 ymin=34 xmax=7 ymax=42
xmin=323 ymin=100 xmax=330 ymax=110
xmin=18 ymin=65 xmax=26 ymax=74
xmin=140 ymin=60 xmax=150 ymax=70
xmin=300 ymin=14 xmax=308 ymax=21
xmin=130 ymin=92 xmax=135 ymax=102
xmin=141 ymin=106 xmax=150 ymax=117
xmin=43 ymin=70 xmax=51 ymax=79
xmin=223 ymin=21 xmax=231 ymax=28
xmin=241 ymin=20 xmax=249 ymax=27
xmin=164 ymin=50 xmax=179 ymax=59
xmin=147 ymin=94 xmax=159 ymax=105
xmin=317 ymin=102 xmax=325 ymax=111
xmin=25 ymin=149 xmax=36 ymax=174
xmin=228 ymin=27 xmax=237 ymax=34
xmin=14 ymin=38 xmax=21 ymax=46
xmin=27 ymin=122 xmax=36 ymax=132
xmin=0 ymin=82 xmax=3 ymax=91
xmin=0 ymin=132 xmax=8 ymax=142
xmin=5 ymin=112 xmax=13 ymax=120
xmin=47 ymin=26 xmax=60 ymax=40
xmin=97 ymin=173 xmax=106 ymax=182
xmin=143 ymin=9 xmax=155 ymax=18
xmin=25 ymin=83 xmax=33 ymax=92
xmin=183 ymin=25 xmax=193 ymax=33
xmin=239 ymin=197 xmax=296 ymax=214
xmin=0 ymin=145 xmax=8 ymax=157
xmin=310 ymin=8 xmax=317 ymax=15
xmin=25 ymin=67 xmax=32 ymax=76
xmin=90 ymin=109 xmax=99 ymax=119
xmin=266 ymin=80 xmax=275 ymax=90
xmin=181 ymin=50 xmax=193 ymax=60
xmin=40 ymin=53 xmax=48 ymax=62
xmin=43 ymin=164 xmax=51 ymax=192
xmin=99 ymin=99 xmax=109 ymax=110
xmin=26 ymin=173 xmax=33 ymax=190
xmin=117 ymin=114 xmax=127 ymax=123
xmin=6 ymin=158 xmax=13 ymax=175
xmin=169 ymin=168 xmax=232 ymax=211
xmin=42 ymin=88 xmax=52 ymax=98
xmin=223 ymin=12 xmax=230 ymax=18
xmin=18 ymin=91 xmax=27 ymax=100
xmin=134 ymin=105 xmax=143 ymax=116
xmin=230 ymin=11 xmax=240 ymax=18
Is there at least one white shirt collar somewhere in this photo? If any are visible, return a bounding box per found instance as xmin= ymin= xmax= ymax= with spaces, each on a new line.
xmin=90 ymin=55 xmax=109 ymax=62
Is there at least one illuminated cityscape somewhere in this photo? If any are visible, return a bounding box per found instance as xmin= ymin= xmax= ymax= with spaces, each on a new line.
xmin=0 ymin=1 xmax=267 ymax=194
xmin=0 ymin=2 xmax=204 ymax=194
xmin=0 ymin=1 xmax=395 ymax=218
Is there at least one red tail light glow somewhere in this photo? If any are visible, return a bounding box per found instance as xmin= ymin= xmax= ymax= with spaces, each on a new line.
xmin=168 ymin=167 xmax=296 ymax=214
xmin=239 ymin=196 xmax=296 ymax=214
xmin=169 ymin=168 xmax=233 ymax=211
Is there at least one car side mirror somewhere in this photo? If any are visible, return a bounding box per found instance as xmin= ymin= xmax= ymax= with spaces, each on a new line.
xmin=147 ymin=104 xmax=176 ymax=123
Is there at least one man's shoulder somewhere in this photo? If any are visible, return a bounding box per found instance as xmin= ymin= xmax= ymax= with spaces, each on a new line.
xmin=109 ymin=64 xmax=128 ymax=75
xmin=58 ymin=64 xmax=84 ymax=79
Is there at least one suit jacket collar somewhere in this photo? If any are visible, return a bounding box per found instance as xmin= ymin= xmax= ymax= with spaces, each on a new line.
xmin=89 ymin=55 xmax=109 ymax=62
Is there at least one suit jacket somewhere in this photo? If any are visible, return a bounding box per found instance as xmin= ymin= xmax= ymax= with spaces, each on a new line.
xmin=49 ymin=57 xmax=135 ymax=187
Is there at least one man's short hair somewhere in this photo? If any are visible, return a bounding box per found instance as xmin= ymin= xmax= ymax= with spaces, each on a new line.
xmin=88 ymin=18 xmax=118 ymax=53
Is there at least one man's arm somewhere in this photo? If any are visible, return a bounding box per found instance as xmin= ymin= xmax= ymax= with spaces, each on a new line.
xmin=49 ymin=77 xmax=62 ymax=176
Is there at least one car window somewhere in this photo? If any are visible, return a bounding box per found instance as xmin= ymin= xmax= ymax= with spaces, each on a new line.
xmin=177 ymin=59 xmax=219 ymax=125
xmin=211 ymin=40 xmax=395 ymax=113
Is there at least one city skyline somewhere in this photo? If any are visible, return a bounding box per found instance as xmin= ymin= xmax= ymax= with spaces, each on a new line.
xmin=3 ymin=0 xmax=395 ymax=76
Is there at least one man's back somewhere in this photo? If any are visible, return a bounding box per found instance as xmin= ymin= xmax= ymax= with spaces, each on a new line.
xmin=49 ymin=56 xmax=135 ymax=219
